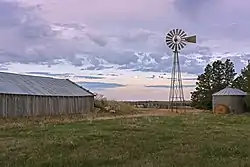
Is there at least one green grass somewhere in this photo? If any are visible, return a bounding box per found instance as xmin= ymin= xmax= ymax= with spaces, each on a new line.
xmin=1 ymin=113 xmax=250 ymax=166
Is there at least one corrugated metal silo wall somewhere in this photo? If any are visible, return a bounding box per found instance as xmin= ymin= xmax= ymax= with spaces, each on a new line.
xmin=212 ymin=95 xmax=246 ymax=113
xmin=0 ymin=94 xmax=94 ymax=117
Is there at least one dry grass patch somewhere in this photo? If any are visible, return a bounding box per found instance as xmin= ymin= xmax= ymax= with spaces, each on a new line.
xmin=94 ymin=95 xmax=138 ymax=115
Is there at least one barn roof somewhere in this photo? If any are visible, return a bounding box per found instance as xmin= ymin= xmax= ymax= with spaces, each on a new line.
xmin=0 ymin=72 xmax=94 ymax=96
xmin=212 ymin=87 xmax=247 ymax=96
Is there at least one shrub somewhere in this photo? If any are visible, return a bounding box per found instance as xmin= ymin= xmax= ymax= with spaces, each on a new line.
xmin=94 ymin=94 xmax=137 ymax=114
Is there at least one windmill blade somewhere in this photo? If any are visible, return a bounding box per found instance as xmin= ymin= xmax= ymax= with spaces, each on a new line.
xmin=166 ymin=35 xmax=172 ymax=39
xmin=181 ymin=32 xmax=187 ymax=38
xmin=166 ymin=36 xmax=172 ymax=39
xmin=166 ymin=32 xmax=173 ymax=37
xmin=166 ymin=36 xmax=172 ymax=41
xmin=166 ymin=34 xmax=172 ymax=38
xmin=167 ymin=41 xmax=174 ymax=47
xmin=180 ymin=41 xmax=186 ymax=46
xmin=171 ymin=44 xmax=176 ymax=50
xmin=172 ymin=44 xmax=176 ymax=51
xmin=175 ymin=45 xmax=179 ymax=51
xmin=179 ymin=30 xmax=186 ymax=37
xmin=169 ymin=30 xmax=174 ymax=37
xmin=166 ymin=39 xmax=172 ymax=44
xmin=177 ymin=29 xmax=182 ymax=36
xmin=166 ymin=40 xmax=172 ymax=43
xmin=175 ymin=29 xmax=179 ymax=35
xmin=176 ymin=29 xmax=180 ymax=35
xmin=173 ymin=29 xmax=176 ymax=35
xmin=177 ymin=44 xmax=182 ymax=51
xmin=179 ymin=42 xmax=186 ymax=49
xmin=184 ymin=35 xmax=196 ymax=43
xmin=168 ymin=43 xmax=174 ymax=49
xmin=166 ymin=40 xmax=172 ymax=44
xmin=166 ymin=33 xmax=173 ymax=39
xmin=179 ymin=43 xmax=185 ymax=49
xmin=166 ymin=41 xmax=173 ymax=47
xmin=178 ymin=29 xmax=183 ymax=35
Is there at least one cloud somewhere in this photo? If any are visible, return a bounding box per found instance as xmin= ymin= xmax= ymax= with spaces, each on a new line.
xmin=26 ymin=72 xmax=73 ymax=77
xmin=75 ymin=75 xmax=105 ymax=79
xmin=26 ymin=71 xmax=106 ymax=79
xmin=166 ymin=77 xmax=197 ymax=81
xmin=0 ymin=1 xmax=61 ymax=64
xmin=145 ymin=85 xmax=196 ymax=88
xmin=173 ymin=0 xmax=250 ymax=40
xmin=220 ymin=55 xmax=249 ymax=73
xmin=20 ymin=0 xmax=171 ymax=23
xmin=121 ymin=29 xmax=156 ymax=43
xmin=0 ymin=1 xmax=111 ymax=67
xmin=85 ymin=32 xmax=107 ymax=47
xmin=0 ymin=66 xmax=8 ymax=71
xmin=1 ymin=0 xmax=248 ymax=102
xmin=78 ymin=81 xmax=126 ymax=90
xmin=0 ymin=0 xmax=249 ymax=77
xmin=173 ymin=0 xmax=216 ymax=21
xmin=0 ymin=2 xmax=164 ymax=71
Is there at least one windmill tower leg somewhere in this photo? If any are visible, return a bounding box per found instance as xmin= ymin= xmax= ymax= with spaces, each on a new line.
xmin=169 ymin=51 xmax=186 ymax=112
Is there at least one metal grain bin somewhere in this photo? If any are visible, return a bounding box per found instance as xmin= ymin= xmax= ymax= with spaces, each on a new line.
xmin=212 ymin=87 xmax=247 ymax=114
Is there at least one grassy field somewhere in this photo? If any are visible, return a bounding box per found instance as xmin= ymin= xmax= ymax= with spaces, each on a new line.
xmin=1 ymin=112 xmax=250 ymax=167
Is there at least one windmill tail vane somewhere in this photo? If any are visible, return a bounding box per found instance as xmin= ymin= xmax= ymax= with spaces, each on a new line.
xmin=183 ymin=35 xmax=196 ymax=43
xmin=165 ymin=28 xmax=196 ymax=113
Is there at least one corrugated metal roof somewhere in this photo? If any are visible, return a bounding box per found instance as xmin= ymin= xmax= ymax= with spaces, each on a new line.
xmin=0 ymin=72 xmax=94 ymax=96
xmin=213 ymin=87 xmax=247 ymax=96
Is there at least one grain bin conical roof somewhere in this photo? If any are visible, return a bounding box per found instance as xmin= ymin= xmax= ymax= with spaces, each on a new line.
xmin=213 ymin=87 xmax=247 ymax=96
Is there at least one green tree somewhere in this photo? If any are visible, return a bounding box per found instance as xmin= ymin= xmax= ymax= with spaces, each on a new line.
xmin=232 ymin=61 xmax=250 ymax=92
xmin=191 ymin=59 xmax=236 ymax=110
xmin=232 ymin=61 xmax=250 ymax=111
xmin=190 ymin=64 xmax=213 ymax=109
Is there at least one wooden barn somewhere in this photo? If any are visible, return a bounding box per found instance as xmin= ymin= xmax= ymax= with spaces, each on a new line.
xmin=0 ymin=72 xmax=95 ymax=117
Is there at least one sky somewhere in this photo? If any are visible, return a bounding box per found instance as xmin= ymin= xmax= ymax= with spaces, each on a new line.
xmin=0 ymin=0 xmax=250 ymax=100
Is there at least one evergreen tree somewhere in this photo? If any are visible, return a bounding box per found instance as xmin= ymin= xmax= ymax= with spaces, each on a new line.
xmin=232 ymin=61 xmax=250 ymax=92
xmin=191 ymin=59 xmax=236 ymax=110
xmin=190 ymin=64 xmax=213 ymax=109
xmin=232 ymin=61 xmax=250 ymax=111
xmin=223 ymin=59 xmax=236 ymax=86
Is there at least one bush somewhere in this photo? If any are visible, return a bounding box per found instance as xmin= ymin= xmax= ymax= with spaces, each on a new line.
xmin=94 ymin=94 xmax=137 ymax=114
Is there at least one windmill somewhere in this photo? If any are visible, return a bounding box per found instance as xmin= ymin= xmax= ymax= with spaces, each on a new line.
xmin=165 ymin=29 xmax=196 ymax=112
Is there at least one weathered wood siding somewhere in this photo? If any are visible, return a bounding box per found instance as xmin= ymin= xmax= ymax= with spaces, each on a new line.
xmin=0 ymin=94 xmax=94 ymax=117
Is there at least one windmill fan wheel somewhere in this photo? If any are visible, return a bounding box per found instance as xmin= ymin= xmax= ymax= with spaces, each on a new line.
xmin=214 ymin=104 xmax=230 ymax=114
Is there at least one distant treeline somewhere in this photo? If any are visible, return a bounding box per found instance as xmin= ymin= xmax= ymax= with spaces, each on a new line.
xmin=122 ymin=101 xmax=192 ymax=109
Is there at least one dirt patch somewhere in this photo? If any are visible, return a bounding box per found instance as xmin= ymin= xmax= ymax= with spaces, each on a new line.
xmin=89 ymin=108 xmax=203 ymax=121
xmin=0 ymin=108 xmax=204 ymax=125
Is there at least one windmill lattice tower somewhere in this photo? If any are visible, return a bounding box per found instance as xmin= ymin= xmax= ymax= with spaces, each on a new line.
xmin=165 ymin=29 xmax=196 ymax=112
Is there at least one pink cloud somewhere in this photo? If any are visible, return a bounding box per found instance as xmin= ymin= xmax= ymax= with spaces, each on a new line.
xmin=19 ymin=0 xmax=173 ymax=23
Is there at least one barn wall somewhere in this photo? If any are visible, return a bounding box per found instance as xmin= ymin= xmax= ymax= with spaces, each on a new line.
xmin=0 ymin=94 xmax=94 ymax=117
xmin=212 ymin=95 xmax=246 ymax=113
